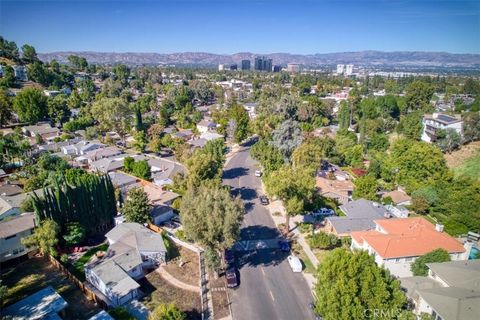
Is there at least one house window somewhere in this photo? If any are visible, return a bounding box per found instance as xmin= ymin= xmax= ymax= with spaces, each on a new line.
xmin=405 ymin=257 xmax=413 ymax=262
xmin=395 ymin=258 xmax=400 ymax=263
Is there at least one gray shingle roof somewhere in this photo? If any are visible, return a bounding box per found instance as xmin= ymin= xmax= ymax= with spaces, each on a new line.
xmin=339 ymin=199 xmax=388 ymax=218
xmin=326 ymin=216 xmax=378 ymax=234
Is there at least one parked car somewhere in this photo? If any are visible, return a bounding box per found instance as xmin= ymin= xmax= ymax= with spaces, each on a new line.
xmin=278 ymin=240 xmax=290 ymax=252
xmin=224 ymin=248 xmax=234 ymax=265
xmin=255 ymin=170 xmax=262 ymax=177
xmin=226 ymin=268 xmax=239 ymax=288
xmin=312 ymin=208 xmax=335 ymax=217
xmin=287 ymin=255 xmax=303 ymax=272
xmin=259 ymin=195 xmax=269 ymax=205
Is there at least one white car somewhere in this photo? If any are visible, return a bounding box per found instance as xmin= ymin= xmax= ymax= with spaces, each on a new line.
xmin=254 ymin=170 xmax=262 ymax=177
xmin=287 ymin=255 xmax=303 ymax=272
xmin=312 ymin=208 xmax=335 ymax=217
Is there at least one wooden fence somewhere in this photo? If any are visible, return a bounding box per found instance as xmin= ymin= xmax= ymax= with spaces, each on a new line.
xmin=48 ymin=255 xmax=108 ymax=310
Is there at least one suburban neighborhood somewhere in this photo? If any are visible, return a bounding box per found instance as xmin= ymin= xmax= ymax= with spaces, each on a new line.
xmin=1 ymin=2 xmax=480 ymax=319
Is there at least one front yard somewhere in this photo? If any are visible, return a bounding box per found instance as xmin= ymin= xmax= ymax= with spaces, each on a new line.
xmin=141 ymin=271 xmax=202 ymax=320
xmin=163 ymin=245 xmax=200 ymax=287
xmin=1 ymin=257 xmax=101 ymax=319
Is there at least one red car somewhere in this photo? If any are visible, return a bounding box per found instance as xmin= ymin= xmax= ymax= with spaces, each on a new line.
xmin=226 ymin=268 xmax=238 ymax=288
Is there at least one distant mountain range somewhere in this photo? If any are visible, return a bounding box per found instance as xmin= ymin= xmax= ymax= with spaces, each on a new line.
xmin=38 ymin=51 xmax=480 ymax=68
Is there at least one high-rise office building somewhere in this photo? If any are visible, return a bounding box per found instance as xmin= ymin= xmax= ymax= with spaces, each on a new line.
xmin=336 ymin=64 xmax=345 ymax=74
xmin=241 ymin=60 xmax=251 ymax=70
xmin=345 ymin=64 xmax=354 ymax=75
xmin=254 ymin=56 xmax=273 ymax=72
xmin=229 ymin=64 xmax=238 ymax=71
xmin=218 ymin=64 xmax=225 ymax=71
xmin=272 ymin=65 xmax=282 ymax=72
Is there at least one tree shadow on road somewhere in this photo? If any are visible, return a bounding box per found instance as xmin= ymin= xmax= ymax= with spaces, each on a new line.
xmin=222 ymin=167 xmax=248 ymax=180
xmin=231 ymin=186 xmax=258 ymax=201
xmin=234 ymin=225 xmax=287 ymax=269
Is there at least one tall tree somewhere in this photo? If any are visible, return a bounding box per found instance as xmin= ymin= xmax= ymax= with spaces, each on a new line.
xmin=47 ymin=94 xmax=71 ymax=125
xmin=435 ymin=128 xmax=461 ymax=153
xmin=272 ymin=119 xmax=303 ymax=160
xmin=180 ymin=182 xmax=244 ymax=251
xmin=90 ymin=97 xmax=133 ymax=142
xmin=0 ymin=89 xmax=13 ymax=126
xmin=123 ymin=187 xmax=151 ymax=224
xmin=314 ymin=248 xmax=407 ymax=320
xmin=21 ymin=44 xmax=38 ymax=64
xmin=13 ymin=87 xmax=48 ymax=123
xmin=353 ymin=175 xmax=378 ymax=201
xmin=264 ymin=165 xmax=315 ymax=229
xmin=405 ymin=80 xmax=434 ymax=112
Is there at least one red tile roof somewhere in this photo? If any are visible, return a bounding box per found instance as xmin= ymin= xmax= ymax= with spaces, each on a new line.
xmin=351 ymin=217 xmax=465 ymax=259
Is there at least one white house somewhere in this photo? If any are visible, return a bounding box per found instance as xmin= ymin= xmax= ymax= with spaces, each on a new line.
xmin=421 ymin=113 xmax=463 ymax=143
xmin=85 ymin=223 xmax=167 ymax=307
xmin=0 ymin=213 xmax=36 ymax=263
xmin=62 ymin=140 xmax=105 ymax=156
xmin=351 ymin=217 xmax=469 ymax=278
xmin=196 ymin=120 xmax=217 ymax=133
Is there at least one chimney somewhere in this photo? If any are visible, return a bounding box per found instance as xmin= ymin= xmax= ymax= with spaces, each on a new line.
xmin=435 ymin=224 xmax=444 ymax=232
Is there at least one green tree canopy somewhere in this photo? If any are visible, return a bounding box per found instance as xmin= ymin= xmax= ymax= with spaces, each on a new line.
xmin=180 ymin=182 xmax=244 ymax=251
xmin=22 ymin=219 xmax=59 ymax=256
xmin=353 ymin=175 xmax=378 ymax=201
xmin=149 ymin=303 xmax=186 ymax=320
xmin=13 ymin=87 xmax=48 ymax=123
xmin=90 ymin=97 xmax=133 ymax=141
xmin=123 ymin=187 xmax=150 ymax=224
xmin=411 ymin=249 xmax=451 ymax=276
xmin=314 ymin=248 xmax=407 ymax=320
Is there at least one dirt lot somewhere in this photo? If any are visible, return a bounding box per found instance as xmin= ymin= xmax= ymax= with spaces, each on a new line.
xmin=141 ymin=271 xmax=202 ymax=320
xmin=444 ymin=140 xmax=480 ymax=168
xmin=209 ymin=270 xmax=230 ymax=319
xmin=1 ymin=257 xmax=101 ymax=319
xmin=163 ymin=245 xmax=200 ymax=287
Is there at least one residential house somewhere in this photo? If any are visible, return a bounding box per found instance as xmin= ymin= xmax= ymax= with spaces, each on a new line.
xmin=90 ymin=157 xmax=125 ymax=173
xmin=13 ymin=65 xmax=28 ymax=81
xmin=2 ymin=286 xmax=68 ymax=320
xmin=0 ymin=213 xmax=36 ymax=263
xmin=108 ymin=172 xmax=138 ymax=197
xmin=323 ymin=199 xmax=388 ymax=237
xmin=421 ymin=113 xmax=463 ymax=143
xmin=171 ymin=129 xmax=193 ymax=141
xmin=147 ymin=158 xmax=185 ymax=187
xmin=76 ymin=146 xmax=123 ymax=165
xmin=243 ymin=102 xmax=258 ymax=119
xmin=140 ymin=181 xmax=179 ymax=225
xmin=351 ymin=217 xmax=468 ymax=278
xmin=22 ymin=122 xmax=60 ymax=142
xmin=61 ymin=140 xmax=105 ymax=156
xmin=196 ymin=119 xmax=217 ymax=133
xmin=85 ymin=223 xmax=167 ymax=306
xmin=316 ymin=176 xmax=354 ymax=205
xmin=400 ymin=260 xmax=480 ymax=320
xmin=382 ymin=188 xmax=412 ymax=206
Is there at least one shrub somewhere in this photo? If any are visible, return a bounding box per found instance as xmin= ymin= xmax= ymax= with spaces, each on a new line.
xmin=60 ymin=253 xmax=69 ymax=264
xmin=411 ymin=248 xmax=451 ymax=276
xmin=308 ymin=231 xmax=339 ymax=250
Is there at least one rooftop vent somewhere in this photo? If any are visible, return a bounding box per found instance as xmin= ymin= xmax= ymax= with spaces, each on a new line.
xmin=435 ymin=224 xmax=444 ymax=233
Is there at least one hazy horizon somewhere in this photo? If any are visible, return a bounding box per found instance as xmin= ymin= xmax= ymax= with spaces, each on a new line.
xmin=1 ymin=0 xmax=479 ymax=54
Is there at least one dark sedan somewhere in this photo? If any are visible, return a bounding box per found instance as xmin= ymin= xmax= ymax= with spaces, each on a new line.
xmin=259 ymin=195 xmax=269 ymax=205
xmin=226 ymin=268 xmax=239 ymax=288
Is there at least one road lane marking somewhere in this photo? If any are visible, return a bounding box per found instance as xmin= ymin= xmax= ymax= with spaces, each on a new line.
xmin=269 ymin=290 xmax=275 ymax=301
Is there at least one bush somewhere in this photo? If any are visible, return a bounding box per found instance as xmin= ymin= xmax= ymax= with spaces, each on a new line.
xmin=308 ymin=231 xmax=339 ymax=250
xmin=296 ymin=222 xmax=312 ymax=234
xmin=411 ymin=248 xmax=451 ymax=276
xmin=60 ymin=253 xmax=69 ymax=264
xmin=109 ymin=307 xmax=136 ymax=320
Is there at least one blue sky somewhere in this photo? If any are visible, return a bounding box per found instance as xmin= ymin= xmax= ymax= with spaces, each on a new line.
xmin=1 ymin=0 xmax=479 ymax=54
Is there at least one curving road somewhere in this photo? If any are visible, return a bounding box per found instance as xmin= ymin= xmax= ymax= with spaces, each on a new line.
xmin=222 ymin=142 xmax=315 ymax=320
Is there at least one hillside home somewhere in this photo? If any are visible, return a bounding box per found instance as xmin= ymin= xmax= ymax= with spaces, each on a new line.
xmin=0 ymin=213 xmax=36 ymax=263
xmin=421 ymin=113 xmax=463 ymax=143
xmin=61 ymin=140 xmax=105 ymax=156
xmin=382 ymin=188 xmax=412 ymax=206
xmin=351 ymin=217 xmax=469 ymax=278
xmin=85 ymin=223 xmax=167 ymax=306
xmin=400 ymin=260 xmax=480 ymax=320
xmin=147 ymin=158 xmax=185 ymax=187
xmin=13 ymin=65 xmax=28 ymax=81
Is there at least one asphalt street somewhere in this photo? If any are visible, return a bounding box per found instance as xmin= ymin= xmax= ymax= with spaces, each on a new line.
xmin=222 ymin=142 xmax=315 ymax=320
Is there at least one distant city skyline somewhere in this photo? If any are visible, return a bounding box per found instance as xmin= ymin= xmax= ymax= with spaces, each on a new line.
xmin=1 ymin=0 xmax=479 ymax=54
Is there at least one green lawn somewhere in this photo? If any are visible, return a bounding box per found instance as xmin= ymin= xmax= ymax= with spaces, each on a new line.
xmin=454 ymin=152 xmax=480 ymax=180
xmin=70 ymin=243 xmax=109 ymax=280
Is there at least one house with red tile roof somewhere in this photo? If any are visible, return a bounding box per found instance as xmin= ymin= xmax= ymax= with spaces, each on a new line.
xmin=351 ymin=217 xmax=469 ymax=278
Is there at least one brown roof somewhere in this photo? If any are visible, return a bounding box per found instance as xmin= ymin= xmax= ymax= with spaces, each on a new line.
xmin=316 ymin=176 xmax=354 ymax=197
xmin=0 ymin=184 xmax=23 ymax=196
xmin=140 ymin=181 xmax=179 ymax=205
xmin=382 ymin=190 xmax=411 ymax=204
xmin=0 ymin=213 xmax=36 ymax=238
xmin=351 ymin=217 xmax=465 ymax=259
